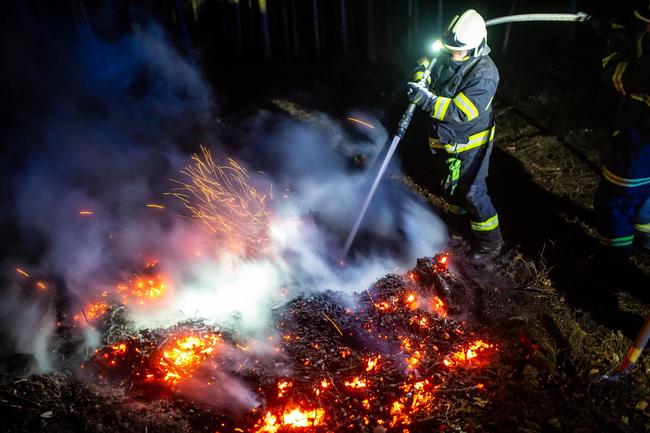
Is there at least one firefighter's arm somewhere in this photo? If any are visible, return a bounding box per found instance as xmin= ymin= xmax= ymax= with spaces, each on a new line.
xmin=602 ymin=54 xmax=650 ymax=95
xmin=429 ymin=76 xmax=497 ymax=124
xmin=602 ymin=28 xmax=650 ymax=95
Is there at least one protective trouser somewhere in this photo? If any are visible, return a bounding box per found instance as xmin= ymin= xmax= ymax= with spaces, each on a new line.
xmin=430 ymin=126 xmax=501 ymax=246
xmin=594 ymin=131 xmax=650 ymax=262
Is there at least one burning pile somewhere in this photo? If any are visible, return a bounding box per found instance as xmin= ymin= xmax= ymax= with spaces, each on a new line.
xmin=74 ymin=261 xmax=168 ymax=324
xmin=90 ymin=254 xmax=503 ymax=432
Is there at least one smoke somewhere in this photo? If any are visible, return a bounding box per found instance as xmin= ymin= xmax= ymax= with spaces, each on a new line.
xmin=0 ymin=7 xmax=447 ymax=408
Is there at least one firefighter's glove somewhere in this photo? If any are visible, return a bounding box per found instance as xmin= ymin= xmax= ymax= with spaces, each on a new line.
xmin=441 ymin=157 xmax=461 ymax=196
xmin=407 ymin=82 xmax=437 ymax=113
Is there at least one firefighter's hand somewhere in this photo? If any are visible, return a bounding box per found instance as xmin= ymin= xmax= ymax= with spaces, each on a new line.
xmin=407 ymin=82 xmax=437 ymax=112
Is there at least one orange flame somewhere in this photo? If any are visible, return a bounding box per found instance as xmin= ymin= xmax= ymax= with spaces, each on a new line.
xmin=255 ymin=407 xmax=325 ymax=432
xmin=157 ymin=332 xmax=223 ymax=385
xmin=344 ymin=377 xmax=368 ymax=389
xmin=443 ymin=339 xmax=496 ymax=368
xmin=432 ymin=296 xmax=447 ymax=318
xmin=277 ymin=380 xmax=293 ymax=398
xmin=365 ymin=355 xmax=381 ymax=372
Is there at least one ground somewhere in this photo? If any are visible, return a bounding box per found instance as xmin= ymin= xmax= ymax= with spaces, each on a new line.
xmin=1 ymin=38 xmax=650 ymax=433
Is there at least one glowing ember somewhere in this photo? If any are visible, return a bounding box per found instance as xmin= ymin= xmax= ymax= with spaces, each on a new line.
xmin=344 ymin=377 xmax=368 ymax=389
xmin=255 ymin=407 xmax=325 ymax=432
xmin=374 ymin=301 xmax=394 ymax=312
xmin=157 ymin=331 xmax=223 ymax=384
xmin=82 ymin=301 xmax=110 ymax=321
xmin=277 ymin=380 xmax=293 ymax=398
xmin=116 ymin=266 xmax=167 ymax=306
xmin=171 ymin=145 xmax=271 ymax=254
xmin=431 ymin=296 xmax=447 ymax=317
xmin=365 ymin=355 xmax=381 ymax=372
xmin=443 ymin=339 xmax=496 ymax=368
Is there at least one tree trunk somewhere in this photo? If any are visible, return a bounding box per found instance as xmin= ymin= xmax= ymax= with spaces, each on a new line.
xmin=258 ymin=0 xmax=271 ymax=60
xmin=367 ymin=0 xmax=376 ymax=62
xmin=312 ymin=0 xmax=320 ymax=56
xmin=290 ymin=0 xmax=299 ymax=56
xmin=339 ymin=0 xmax=348 ymax=53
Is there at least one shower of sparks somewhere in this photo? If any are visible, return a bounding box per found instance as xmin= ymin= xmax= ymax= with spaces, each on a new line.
xmin=170 ymin=145 xmax=271 ymax=254
xmin=346 ymin=117 xmax=376 ymax=129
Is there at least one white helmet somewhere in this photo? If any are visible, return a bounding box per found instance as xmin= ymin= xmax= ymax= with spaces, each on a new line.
xmin=442 ymin=9 xmax=487 ymax=52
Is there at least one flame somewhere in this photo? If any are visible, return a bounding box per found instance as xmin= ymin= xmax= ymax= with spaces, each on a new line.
xmin=157 ymin=331 xmax=223 ymax=384
xmin=255 ymin=407 xmax=325 ymax=432
xmin=82 ymin=301 xmax=110 ymax=321
xmin=344 ymin=377 xmax=368 ymax=389
xmin=431 ymin=296 xmax=447 ymax=318
xmin=116 ymin=266 xmax=167 ymax=305
xmin=170 ymin=145 xmax=271 ymax=254
xmin=443 ymin=339 xmax=496 ymax=368
xmin=365 ymin=355 xmax=381 ymax=372
xmin=277 ymin=380 xmax=293 ymax=398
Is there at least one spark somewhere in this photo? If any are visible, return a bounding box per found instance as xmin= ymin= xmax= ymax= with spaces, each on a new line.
xmin=347 ymin=117 xmax=376 ymax=129
xmin=170 ymin=145 xmax=271 ymax=254
xmin=16 ymin=268 xmax=29 ymax=278
xmin=36 ymin=281 xmax=47 ymax=290
xmin=146 ymin=203 xmax=165 ymax=209
xmin=79 ymin=210 xmax=94 ymax=216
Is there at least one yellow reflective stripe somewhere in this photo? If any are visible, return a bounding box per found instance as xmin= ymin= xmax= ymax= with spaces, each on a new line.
xmin=258 ymin=0 xmax=267 ymax=14
xmin=486 ymin=96 xmax=493 ymax=111
xmin=602 ymin=52 xmax=619 ymax=68
xmin=637 ymin=32 xmax=645 ymax=58
xmin=431 ymin=97 xmax=452 ymax=121
xmin=416 ymin=57 xmax=430 ymax=68
xmin=634 ymin=10 xmax=650 ymax=24
xmin=635 ymin=223 xmax=650 ymax=233
xmin=630 ymin=93 xmax=650 ymax=108
xmin=413 ymin=71 xmax=432 ymax=84
xmin=471 ymin=214 xmax=499 ymax=232
xmin=429 ymin=126 xmax=495 ymax=153
xmin=598 ymin=234 xmax=635 ymax=247
xmin=611 ymin=23 xmax=626 ymax=29
xmin=612 ymin=62 xmax=628 ymax=94
xmin=453 ymin=92 xmax=479 ymax=121
xmin=627 ymin=347 xmax=642 ymax=364
xmin=603 ymin=166 xmax=650 ymax=187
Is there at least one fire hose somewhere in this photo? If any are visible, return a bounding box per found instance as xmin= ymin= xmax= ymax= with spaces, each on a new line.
xmin=341 ymin=12 xmax=591 ymax=260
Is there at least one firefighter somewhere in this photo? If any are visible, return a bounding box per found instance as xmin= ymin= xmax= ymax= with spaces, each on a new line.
xmin=594 ymin=1 xmax=650 ymax=266
xmin=407 ymin=9 xmax=501 ymax=263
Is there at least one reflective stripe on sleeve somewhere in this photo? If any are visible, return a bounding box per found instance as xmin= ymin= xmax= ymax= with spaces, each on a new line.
xmin=429 ymin=126 xmax=495 ymax=153
xmin=602 ymin=52 xmax=619 ymax=68
xmin=413 ymin=71 xmax=432 ymax=85
xmin=612 ymin=62 xmax=628 ymax=95
xmin=602 ymin=166 xmax=650 ymax=187
xmin=630 ymin=93 xmax=650 ymax=108
xmin=431 ymin=97 xmax=452 ymax=121
xmin=470 ymin=214 xmax=499 ymax=232
xmin=634 ymin=223 xmax=650 ymax=233
xmin=453 ymin=92 xmax=479 ymax=121
xmin=598 ymin=234 xmax=635 ymax=247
